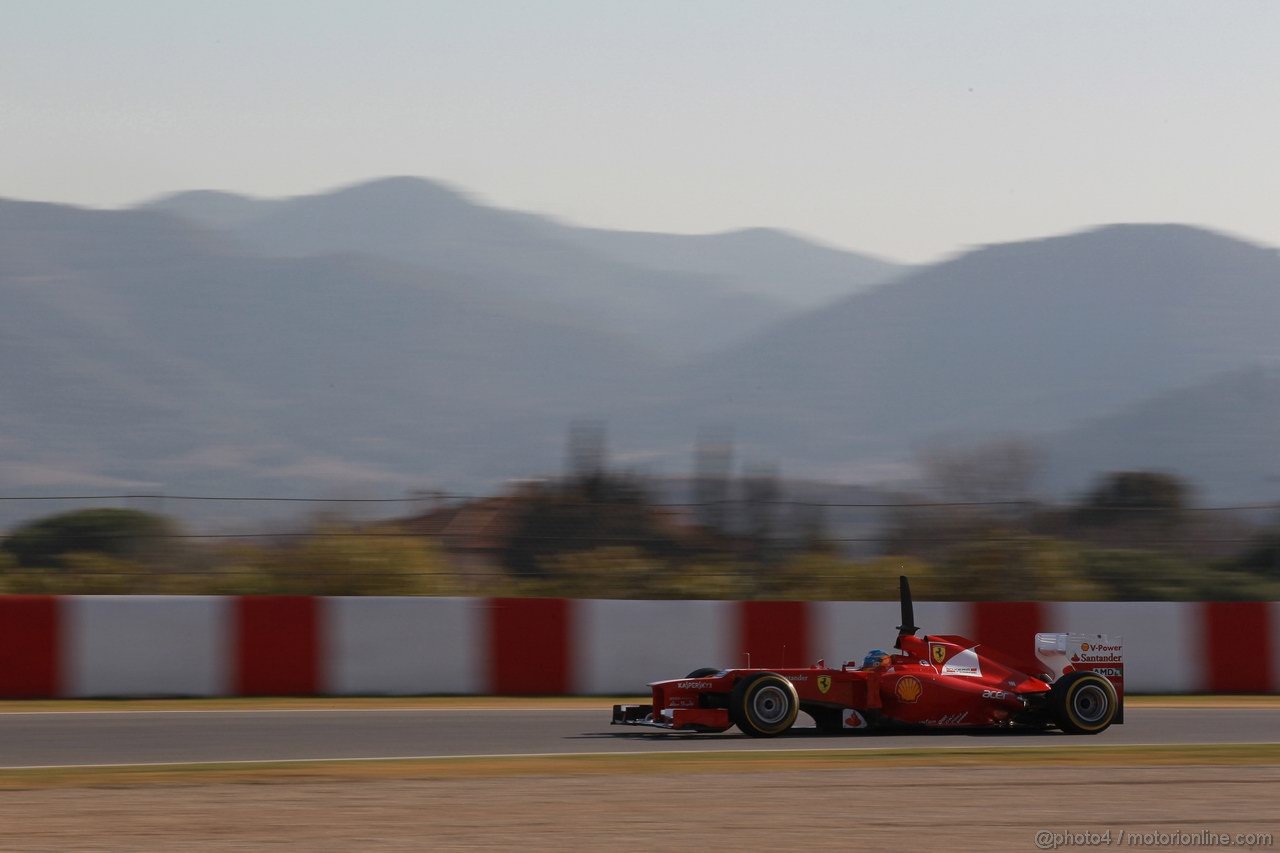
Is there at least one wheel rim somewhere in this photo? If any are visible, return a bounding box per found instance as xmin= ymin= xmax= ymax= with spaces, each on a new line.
xmin=1072 ymin=683 xmax=1109 ymax=723
xmin=751 ymin=685 xmax=790 ymax=725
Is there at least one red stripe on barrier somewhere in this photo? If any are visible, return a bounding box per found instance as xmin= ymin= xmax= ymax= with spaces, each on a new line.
xmin=234 ymin=597 xmax=321 ymax=696
xmin=488 ymin=598 xmax=573 ymax=694
xmin=0 ymin=596 xmax=61 ymax=698
xmin=1203 ymin=602 xmax=1273 ymax=693
xmin=737 ymin=601 xmax=810 ymax=670
xmin=969 ymin=601 xmax=1045 ymax=658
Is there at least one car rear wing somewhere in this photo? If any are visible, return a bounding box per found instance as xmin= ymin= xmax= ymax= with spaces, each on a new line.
xmin=1036 ymin=632 xmax=1124 ymax=722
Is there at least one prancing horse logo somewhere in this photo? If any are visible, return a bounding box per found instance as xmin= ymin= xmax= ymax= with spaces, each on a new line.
xmin=931 ymin=643 xmax=947 ymax=665
xmin=817 ymin=675 xmax=832 ymax=694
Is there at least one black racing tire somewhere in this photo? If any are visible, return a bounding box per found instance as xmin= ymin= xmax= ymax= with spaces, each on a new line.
xmin=685 ymin=667 xmax=722 ymax=678
xmin=729 ymin=672 xmax=799 ymax=738
xmin=1049 ymin=671 xmax=1119 ymax=734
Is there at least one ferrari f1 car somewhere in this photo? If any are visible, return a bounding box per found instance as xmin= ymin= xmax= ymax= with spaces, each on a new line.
xmin=612 ymin=577 xmax=1123 ymax=737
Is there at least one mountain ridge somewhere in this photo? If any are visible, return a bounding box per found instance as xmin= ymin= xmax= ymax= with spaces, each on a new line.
xmin=5 ymin=185 xmax=1280 ymax=514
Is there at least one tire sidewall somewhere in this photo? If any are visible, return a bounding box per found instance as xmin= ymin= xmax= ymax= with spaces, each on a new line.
xmin=1051 ymin=671 xmax=1118 ymax=734
xmin=730 ymin=673 xmax=799 ymax=737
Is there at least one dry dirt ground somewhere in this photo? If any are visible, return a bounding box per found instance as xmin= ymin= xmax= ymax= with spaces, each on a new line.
xmin=3 ymin=764 xmax=1278 ymax=851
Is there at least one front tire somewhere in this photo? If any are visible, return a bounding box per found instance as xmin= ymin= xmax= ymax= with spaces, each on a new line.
xmin=1049 ymin=671 xmax=1118 ymax=734
xmin=729 ymin=673 xmax=799 ymax=738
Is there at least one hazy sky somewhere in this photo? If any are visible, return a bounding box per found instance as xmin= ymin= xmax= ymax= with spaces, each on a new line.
xmin=4 ymin=1 xmax=1278 ymax=262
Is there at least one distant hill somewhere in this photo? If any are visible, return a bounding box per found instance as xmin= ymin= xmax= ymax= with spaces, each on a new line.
xmin=7 ymin=186 xmax=1280 ymax=520
xmin=0 ymin=198 xmax=658 ymax=504
xmin=1042 ymin=365 xmax=1280 ymax=502
xmin=145 ymin=179 xmax=773 ymax=358
xmin=663 ymin=224 xmax=1280 ymax=472
xmin=559 ymin=225 xmax=904 ymax=308
xmin=145 ymin=177 xmax=903 ymax=357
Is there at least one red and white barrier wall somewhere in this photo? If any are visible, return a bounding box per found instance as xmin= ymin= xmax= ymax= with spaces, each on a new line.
xmin=1 ymin=596 xmax=1277 ymax=698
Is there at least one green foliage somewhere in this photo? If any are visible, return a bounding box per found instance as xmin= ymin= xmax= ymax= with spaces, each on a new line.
xmin=1075 ymin=548 xmax=1205 ymax=600
xmin=757 ymin=553 xmax=932 ymax=601
xmin=502 ymin=547 xmax=747 ymax=600
xmin=2 ymin=468 xmax=1278 ymax=600
xmin=2 ymin=508 xmax=179 ymax=569
xmin=936 ymin=536 xmax=1100 ymax=601
xmin=214 ymin=526 xmax=455 ymax=596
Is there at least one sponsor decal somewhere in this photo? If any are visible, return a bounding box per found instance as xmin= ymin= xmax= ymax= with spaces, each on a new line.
xmin=1070 ymin=653 xmax=1123 ymax=663
xmin=677 ymin=681 xmax=713 ymax=689
xmin=931 ymin=643 xmax=947 ymax=665
xmin=1081 ymin=642 xmax=1089 ymax=652
xmin=787 ymin=675 xmax=809 ymax=682
xmin=817 ymin=675 xmax=832 ymax=694
xmin=1092 ymin=667 xmax=1123 ymax=678
xmin=924 ymin=712 xmax=968 ymax=726
xmin=895 ymin=675 xmax=923 ymax=703
xmin=842 ymin=709 xmax=868 ymax=729
xmin=981 ymin=689 xmax=1008 ymax=700
xmin=941 ymin=646 xmax=983 ymax=678
xmin=667 ymin=697 xmax=695 ymax=708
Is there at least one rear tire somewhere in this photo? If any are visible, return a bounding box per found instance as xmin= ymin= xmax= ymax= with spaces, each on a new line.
xmin=1049 ymin=671 xmax=1118 ymax=734
xmin=685 ymin=667 xmax=721 ymax=678
xmin=729 ymin=673 xmax=799 ymax=738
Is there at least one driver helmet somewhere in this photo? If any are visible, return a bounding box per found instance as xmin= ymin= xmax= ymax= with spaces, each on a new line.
xmin=862 ymin=648 xmax=890 ymax=669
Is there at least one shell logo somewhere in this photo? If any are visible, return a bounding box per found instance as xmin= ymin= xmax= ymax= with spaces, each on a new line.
xmin=1081 ymin=642 xmax=1091 ymax=652
xmin=895 ymin=675 xmax=923 ymax=703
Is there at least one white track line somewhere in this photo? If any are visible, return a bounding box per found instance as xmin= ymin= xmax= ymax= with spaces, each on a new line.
xmin=3 ymin=741 xmax=1277 ymax=772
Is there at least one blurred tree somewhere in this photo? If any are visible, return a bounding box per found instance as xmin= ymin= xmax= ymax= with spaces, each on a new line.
xmin=918 ymin=437 xmax=1042 ymax=504
xmin=2 ymin=508 xmax=180 ymax=570
xmin=1232 ymin=528 xmax=1280 ymax=580
xmin=1077 ymin=471 xmax=1189 ymax=525
xmin=1072 ymin=471 xmax=1191 ymax=553
xmin=693 ymin=429 xmax=733 ymax=533
xmin=499 ymin=472 xmax=687 ymax=579
xmin=565 ymin=420 xmax=607 ymax=480
xmin=741 ymin=465 xmax=780 ymax=544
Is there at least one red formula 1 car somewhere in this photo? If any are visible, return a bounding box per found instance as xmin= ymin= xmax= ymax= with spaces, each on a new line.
xmin=612 ymin=577 xmax=1123 ymax=737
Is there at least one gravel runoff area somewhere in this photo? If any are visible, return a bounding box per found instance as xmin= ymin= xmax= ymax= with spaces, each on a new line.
xmin=2 ymin=749 xmax=1278 ymax=851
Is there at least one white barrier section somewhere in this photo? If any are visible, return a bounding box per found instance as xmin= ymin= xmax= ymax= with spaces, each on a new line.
xmin=65 ymin=596 xmax=230 ymax=697
xmin=578 ymin=600 xmax=731 ymax=694
xmin=815 ymin=600 xmax=968 ymax=667
xmin=327 ymin=596 xmax=482 ymax=695
xmin=1054 ymin=602 xmax=1197 ymax=694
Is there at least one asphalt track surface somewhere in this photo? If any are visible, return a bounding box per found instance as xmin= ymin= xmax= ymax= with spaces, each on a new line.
xmin=1 ymin=707 xmax=1277 ymax=769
